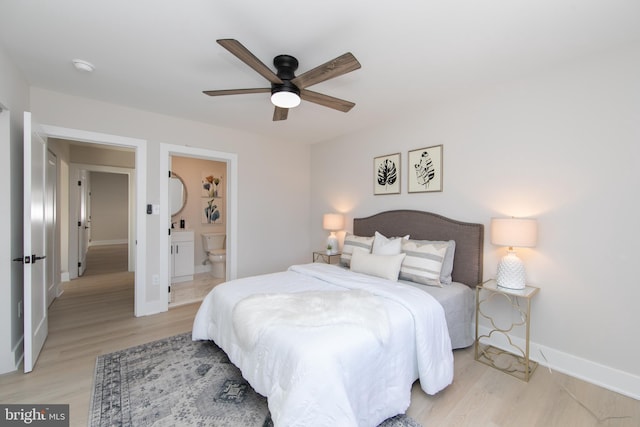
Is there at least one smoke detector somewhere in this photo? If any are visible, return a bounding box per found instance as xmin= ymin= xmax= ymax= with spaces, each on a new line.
xmin=72 ymin=59 xmax=95 ymax=73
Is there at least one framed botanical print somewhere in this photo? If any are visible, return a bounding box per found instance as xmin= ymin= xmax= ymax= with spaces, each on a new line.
xmin=374 ymin=153 xmax=401 ymax=195
xmin=202 ymin=198 xmax=224 ymax=224
xmin=408 ymin=145 xmax=443 ymax=193
xmin=201 ymin=173 xmax=222 ymax=198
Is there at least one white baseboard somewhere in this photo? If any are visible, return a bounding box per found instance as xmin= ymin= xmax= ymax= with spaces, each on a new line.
xmin=61 ymin=271 xmax=70 ymax=282
xmin=476 ymin=325 xmax=640 ymax=400
xmin=89 ymin=239 xmax=128 ymax=246
xmin=195 ymin=264 xmax=211 ymax=275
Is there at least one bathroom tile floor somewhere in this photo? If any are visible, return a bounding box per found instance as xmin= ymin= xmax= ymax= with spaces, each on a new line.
xmin=169 ymin=273 xmax=224 ymax=307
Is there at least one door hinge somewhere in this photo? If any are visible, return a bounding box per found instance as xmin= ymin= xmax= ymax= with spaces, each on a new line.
xmin=78 ymin=221 xmax=81 ymax=227
xmin=78 ymin=262 xmax=82 ymax=268
xmin=78 ymin=180 xmax=81 ymax=186
xmin=168 ymin=286 xmax=171 ymax=293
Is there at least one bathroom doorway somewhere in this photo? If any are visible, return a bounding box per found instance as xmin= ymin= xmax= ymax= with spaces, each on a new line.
xmin=159 ymin=143 xmax=237 ymax=311
xmin=168 ymin=156 xmax=227 ymax=306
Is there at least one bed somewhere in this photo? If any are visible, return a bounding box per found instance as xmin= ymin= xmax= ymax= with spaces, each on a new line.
xmin=192 ymin=210 xmax=484 ymax=427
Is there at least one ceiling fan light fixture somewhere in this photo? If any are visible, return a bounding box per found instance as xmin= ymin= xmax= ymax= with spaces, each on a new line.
xmin=271 ymin=89 xmax=301 ymax=109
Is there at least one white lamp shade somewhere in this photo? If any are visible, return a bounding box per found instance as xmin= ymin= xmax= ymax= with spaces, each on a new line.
xmin=490 ymin=218 xmax=537 ymax=248
xmin=323 ymin=213 xmax=345 ymax=231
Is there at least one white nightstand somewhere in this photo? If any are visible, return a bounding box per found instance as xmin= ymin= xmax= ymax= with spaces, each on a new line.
xmin=474 ymin=279 xmax=540 ymax=381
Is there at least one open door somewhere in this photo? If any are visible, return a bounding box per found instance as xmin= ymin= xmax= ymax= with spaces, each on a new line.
xmin=23 ymin=112 xmax=48 ymax=373
xmin=77 ymin=170 xmax=89 ymax=276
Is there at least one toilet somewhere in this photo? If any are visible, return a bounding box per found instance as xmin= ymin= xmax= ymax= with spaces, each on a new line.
xmin=201 ymin=232 xmax=226 ymax=279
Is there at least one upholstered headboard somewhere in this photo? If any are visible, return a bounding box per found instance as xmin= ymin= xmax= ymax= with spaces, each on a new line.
xmin=353 ymin=210 xmax=484 ymax=288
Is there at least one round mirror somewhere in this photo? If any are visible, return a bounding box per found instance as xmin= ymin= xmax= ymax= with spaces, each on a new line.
xmin=169 ymin=172 xmax=187 ymax=216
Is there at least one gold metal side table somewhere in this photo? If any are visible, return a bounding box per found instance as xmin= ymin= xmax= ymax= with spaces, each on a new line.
xmin=312 ymin=251 xmax=341 ymax=264
xmin=475 ymin=279 xmax=540 ymax=381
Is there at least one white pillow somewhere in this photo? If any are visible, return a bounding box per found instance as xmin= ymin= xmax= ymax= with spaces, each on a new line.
xmin=350 ymin=248 xmax=406 ymax=281
xmin=372 ymin=231 xmax=410 ymax=255
xmin=399 ymin=240 xmax=448 ymax=287
xmin=340 ymin=233 xmax=375 ymax=267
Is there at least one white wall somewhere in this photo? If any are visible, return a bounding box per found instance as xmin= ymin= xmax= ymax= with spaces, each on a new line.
xmin=30 ymin=87 xmax=311 ymax=305
xmin=90 ymin=172 xmax=129 ymax=244
xmin=0 ymin=44 xmax=30 ymax=373
xmin=311 ymin=42 xmax=640 ymax=397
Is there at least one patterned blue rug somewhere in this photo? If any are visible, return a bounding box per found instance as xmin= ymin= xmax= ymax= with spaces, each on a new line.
xmin=90 ymin=332 xmax=423 ymax=426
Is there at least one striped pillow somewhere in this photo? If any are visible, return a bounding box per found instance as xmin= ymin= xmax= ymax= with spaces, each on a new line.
xmin=399 ymin=240 xmax=448 ymax=287
xmin=340 ymin=233 xmax=375 ymax=267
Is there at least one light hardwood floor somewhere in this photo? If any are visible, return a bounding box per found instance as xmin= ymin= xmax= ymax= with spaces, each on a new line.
xmin=1 ymin=248 xmax=638 ymax=426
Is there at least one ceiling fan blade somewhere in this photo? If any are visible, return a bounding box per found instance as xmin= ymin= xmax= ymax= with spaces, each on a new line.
xmin=273 ymin=106 xmax=289 ymax=121
xmin=292 ymin=52 xmax=361 ymax=89
xmin=300 ymin=89 xmax=355 ymax=112
xmin=203 ymin=88 xmax=271 ymax=96
xmin=217 ymin=39 xmax=283 ymax=85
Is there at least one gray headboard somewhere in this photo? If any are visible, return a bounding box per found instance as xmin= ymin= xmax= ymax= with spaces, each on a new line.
xmin=353 ymin=210 xmax=484 ymax=288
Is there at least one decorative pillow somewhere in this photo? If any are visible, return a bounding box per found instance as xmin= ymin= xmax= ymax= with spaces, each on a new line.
xmin=371 ymin=231 xmax=410 ymax=256
xmin=404 ymin=239 xmax=456 ymax=285
xmin=350 ymin=248 xmax=406 ymax=281
xmin=340 ymin=233 xmax=375 ymax=267
xmin=399 ymin=240 xmax=448 ymax=287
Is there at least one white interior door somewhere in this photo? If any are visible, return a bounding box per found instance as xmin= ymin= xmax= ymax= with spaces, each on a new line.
xmin=23 ymin=112 xmax=48 ymax=373
xmin=77 ymin=170 xmax=89 ymax=276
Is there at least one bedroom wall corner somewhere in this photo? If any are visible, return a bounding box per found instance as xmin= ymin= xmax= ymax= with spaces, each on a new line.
xmin=310 ymin=41 xmax=640 ymax=399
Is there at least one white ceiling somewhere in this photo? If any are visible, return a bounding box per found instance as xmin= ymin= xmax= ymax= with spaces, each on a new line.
xmin=1 ymin=0 xmax=639 ymax=144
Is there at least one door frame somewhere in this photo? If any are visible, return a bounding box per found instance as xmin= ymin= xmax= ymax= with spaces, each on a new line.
xmin=159 ymin=143 xmax=238 ymax=310
xmin=40 ymin=125 xmax=149 ymax=316
xmin=45 ymin=149 xmax=58 ymax=306
xmin=68 ymin=164 xmax=136 ymax=279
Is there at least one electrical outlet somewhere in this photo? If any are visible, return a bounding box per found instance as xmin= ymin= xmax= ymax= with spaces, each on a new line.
xmin=18 ymin=301 xmax=23 ymax=318
xmin=152 ymin=274 xmax=160 ymax=285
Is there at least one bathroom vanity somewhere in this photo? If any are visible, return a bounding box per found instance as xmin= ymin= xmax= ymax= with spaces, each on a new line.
xmin=171 ymin=230 xmax=194 ymax=283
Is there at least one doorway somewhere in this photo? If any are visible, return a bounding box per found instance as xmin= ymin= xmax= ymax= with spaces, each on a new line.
xmin=68 ymin=164 xmax=135 ymax=280
xmin=40 ymin=124 xmax=149 ymax=316
xmin=159 ymin=143 xmax=238 ymax=311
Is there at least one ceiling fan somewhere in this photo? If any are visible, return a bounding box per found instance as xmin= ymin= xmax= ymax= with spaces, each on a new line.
xmin=203 ymin=39 xmax=361 ymax=121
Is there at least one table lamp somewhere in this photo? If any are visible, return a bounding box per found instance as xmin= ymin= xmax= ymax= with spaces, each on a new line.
xmin=490 ymin=217 xmax=538 ymax=289
xmin=323 ymin=213 xmax=344 ymax=254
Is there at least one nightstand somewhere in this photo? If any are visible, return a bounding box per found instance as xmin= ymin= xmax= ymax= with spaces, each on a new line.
xmin=312 ymin=251 xmax=341 ymax=264
xmin=475 ymin=279 xmax=540 ymax=381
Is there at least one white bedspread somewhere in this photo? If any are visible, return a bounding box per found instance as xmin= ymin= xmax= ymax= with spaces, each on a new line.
xmin=232 ymin=289 xmax=390 ymax=350
xmin=192 ymin=263 xmax=453 ymax=427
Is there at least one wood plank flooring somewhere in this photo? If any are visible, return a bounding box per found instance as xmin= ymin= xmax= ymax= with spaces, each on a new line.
xmin=0 ymin=247 xmax=638 ymax=426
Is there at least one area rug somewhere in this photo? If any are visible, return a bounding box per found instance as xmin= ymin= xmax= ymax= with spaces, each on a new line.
xmin=90 ymin=332 xmax=423 ymax=427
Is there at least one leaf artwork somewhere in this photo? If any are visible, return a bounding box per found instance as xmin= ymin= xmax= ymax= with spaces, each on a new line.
xmin=377 ymin=159 xmax=398 ymax=188
xmin=414 ymin=151 xmax=435 ymax=188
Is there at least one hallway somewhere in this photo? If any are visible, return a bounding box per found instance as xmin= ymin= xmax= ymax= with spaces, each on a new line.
xmin=83 ymin=243 xmax=128 ymax=276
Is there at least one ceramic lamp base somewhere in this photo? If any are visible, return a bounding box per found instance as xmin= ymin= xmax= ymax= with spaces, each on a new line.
xmin=496 ymin=251 xmax=526 ymax=289
xmin=326 ymin=233 xmax=339 ymax=255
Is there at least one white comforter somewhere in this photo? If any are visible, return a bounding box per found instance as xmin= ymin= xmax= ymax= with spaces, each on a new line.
xmin=192 ymin=263 xmax=453 ymax=427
